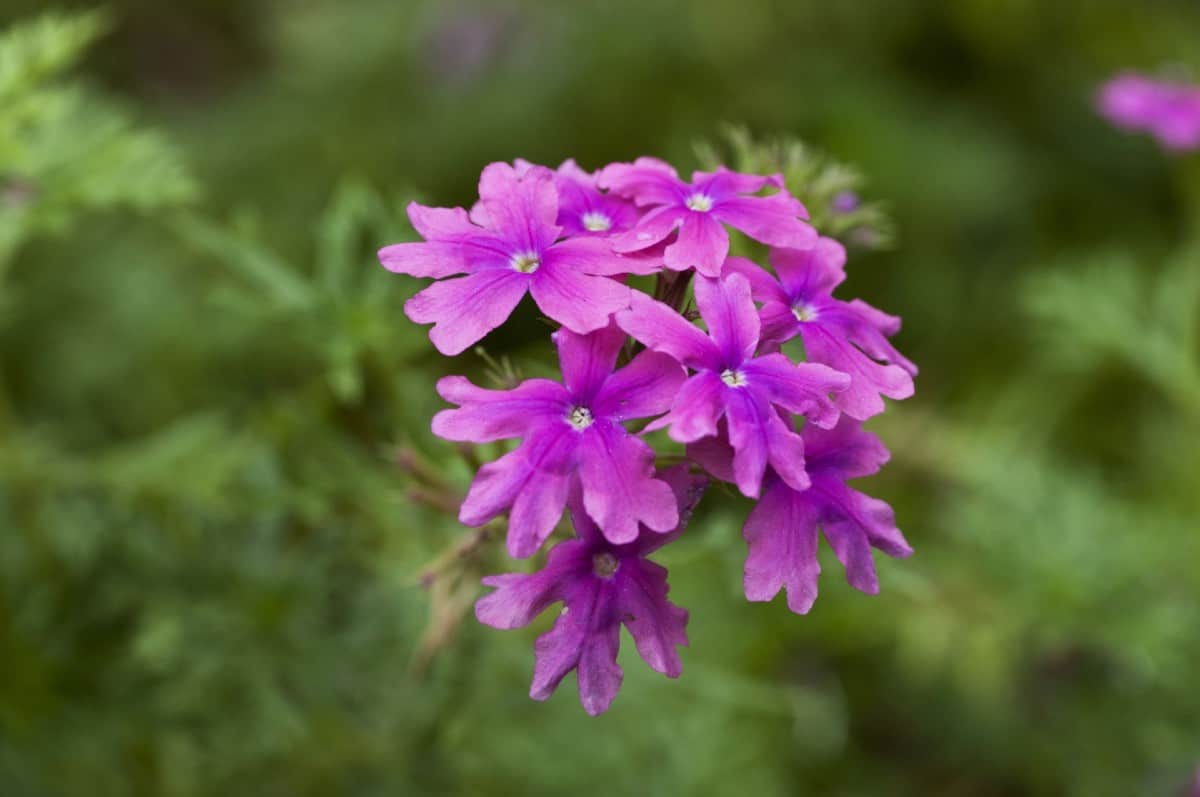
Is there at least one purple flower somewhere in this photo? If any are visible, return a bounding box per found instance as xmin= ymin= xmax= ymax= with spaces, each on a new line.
xmin=691 ymin=417 xmax=911 ymax=613
xmin=832 ymin=191 xmax=861 ymax=214
xmin=378 ymin=162 xmax=658 ymax=356
xmin=550 ymin=159 xmax=641 ymax=238
xmin=598 ymin=158 xmax=817 ymax=278
xmin=475 ymin=467 xmax=705 ymax=715
xmin=432 ymin=323 xmax=686 ymax=557
xmin=617 ymin=270 xmax=849 ymax=499
xmin=1098 ymin=72 xmax=1200 ymax=152
xmin=727 ymin=238 xmax=916 ymax=420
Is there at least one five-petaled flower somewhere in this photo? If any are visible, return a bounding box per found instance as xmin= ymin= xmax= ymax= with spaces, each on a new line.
xmin=379 ymin=162 xmax=657 ymax=355
xmin=617 ymin=269 xmax=849 ymax=498
xmin=727 ymin=237 xmax=916 ymax=420
xmin=475 ymin=467 xmax=705 ymax=715
xmin=433 ymin=323 xmax=686 ymax=557
xmin=599 ymin=158 xmax=817 ymax=277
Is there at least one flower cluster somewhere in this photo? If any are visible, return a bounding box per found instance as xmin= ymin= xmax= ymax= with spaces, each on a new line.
xmin=1098 ymin=72 xmax=1200 ymax=152
xmin=380 ymin=157 xmax=916 ymax=714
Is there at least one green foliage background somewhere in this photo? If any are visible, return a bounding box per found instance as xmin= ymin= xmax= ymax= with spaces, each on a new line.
xmin=1 ymin=2 xmax=1198 ymax=795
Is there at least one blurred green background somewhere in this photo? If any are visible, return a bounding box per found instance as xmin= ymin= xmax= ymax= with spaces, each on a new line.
xmin=2 ymin=1 xmax=1198 ymax=795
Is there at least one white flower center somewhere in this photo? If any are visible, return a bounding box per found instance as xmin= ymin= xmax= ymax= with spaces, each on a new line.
xmin=792 ymin=303 xmax=818 ymax=322
xmin=720 ymin=369 xmax=747 ymax=388
xmin=581 ymin=211 xmax=611 ymax=232
xmin=567 ymin=405 xmax=594 ymax=430
xmin=592 ymin=552 xmax=620 ymax=578
xmin=510 ymin=252 xmax=541 ymax=273
xmin=685 ymin=193 xmax=714 ymax=212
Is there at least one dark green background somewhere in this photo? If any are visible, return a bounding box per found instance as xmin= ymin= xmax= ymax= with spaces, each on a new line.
xmin=2 ymin=1 xmax=1198 ymax=795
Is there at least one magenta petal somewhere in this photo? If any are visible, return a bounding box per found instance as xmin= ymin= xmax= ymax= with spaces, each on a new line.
xmin=611 ymin=205 xmax=686 ymax=253
xmin=722 ymin=256 xmax=789 ymax=305
xmin=764 ymin=410 xmax=810 ymax=493
xmin=475 ymin=542 xmax=586 ymax=629
xmin=801 ymin=324 xmax=913 ymax=420
xmin=554 ymin=324 xmax=626 ymax=401
xmin=723 ymin=389 xmax=771 ymax=499
xmin=636 ymin=466 xmax=710 ymax=554
xmin=802 ymin=417 xmax=890 ymax=480
xmin=686 ymin=427 xmax=736 ymax=483
xmin=815 ymin=477 xmax=912 ymax=595
xmin=741 ymin=353 xmax=848 ymax=430
xmin=757 ymin=301 xmax=803 ymax=348
xmin=618 ymin=560 xmax=688 ymax=677
xmin=715 ymin=194 xmax=816 ymax=250
xmin=769 ymin=238 xmax=847 ymax=299
xmin=593 ymin=350 xmax=686 ymax=422
xmin=652 ymin=371 xmax=725 ymax=442
xmin=549 ymin=237 xmax=659 ymax=276
xmin=664 ymin=213 xmax=728 ymax=277
xmin=476 ymin=162 xmax=560 ymax=251
xmin=616 ymin=292 xmax=721 ymax=372
xmin=743 ymin=480 xmax=821 ymax=613
xmin=406 ymin=202 xmax=478 ymax=240
xmin=405 ymin=269 xmax=529 ymax=356
xmin=692 ymin=167 xmax=775 ymax=197
xmin=431 ymin=376 xmax=566 ymax=442
xmin=694 ymin=273 xmax=760 ymax=367
xmin=530 ymin=267 xmax=632 ymax=335
xmin=378 ymin=241 xmax=477 ymax=278
xmin=578 ymin=423 xmax=679 ymax=543
xmin=508 ymin=470 xmax=572 ymax=558
xmin=597 ymin=158 xmax=683 ymax=206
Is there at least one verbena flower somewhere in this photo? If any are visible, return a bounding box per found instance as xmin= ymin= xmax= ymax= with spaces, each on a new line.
xmin=378 ymin=162 xmax=657 ymax=355
xmin=727 ymin=238 xmax=916 ymax=420
xmin=599 ymin=158 xmax=817 ymax=277
xmin=1098 ymin=72 xmax=1200 ymax=152
xmin=690 ymin=417 xmax=911 ymax=613
xmin=432 ymin=323 xmax=685 ymax=557
xmin=475 ymin=467 xmax=705 ymax=715
xmin=617 ymin=270 xmax=848 ymax=498
xmin=550 ymin=159 xmax=640 ymax=237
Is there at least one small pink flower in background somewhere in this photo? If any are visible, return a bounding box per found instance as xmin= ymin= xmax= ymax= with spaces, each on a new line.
xmin=1098 ymin=72 xmax=1200 ymax=152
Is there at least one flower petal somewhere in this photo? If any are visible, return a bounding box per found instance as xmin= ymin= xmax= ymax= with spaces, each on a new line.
xmin=813 ymin=476 xmax=912 ymax=595
xmin=802 ymin=417 xmax=890 ymax=481
xmin=578 ymin=422 xmax=679 ymax=543
xmin=405 ymin=269 xmax=529 ymax=356
xmin=431 ymin=376 xmax=567 ymax=442
xmin=664 ymin=213 xmax=728 ymax=277
xmin=553 ymin=323 xmax=625 ymax=402
xmin=694 ymin=273 xmax=760 ymax=367
xmin=548 ymin=236 xmax=661 ymax=276
xmin=742 ymin=479 xmax=822 ymax=614
xmin=610 ymin=205 xmax=686 ymax=253
xmin=616 ymin=292 xmax=721 ymax=372
xmin=476 ymin=162 xmax=560 ymax=251
xmin=474 ymin=540 xmax=588 ymax=629
xmin=723 ymin=387 xmax=771 ymax=498
xmin=715 ymin=194 xmax=816 ymax=250
xmin=800 ymin=323 xmax=913 ymax=420
xmin=530 ymin=267 xmax=632 ymax=335
xmin=651 ymin=371 xmax=725 ymax=442
xmin=593 ymin=350 xmax=686 ymax=422
xmin=617 ymin=560 xmax=688 ymax=677
xmin=722 ymin=256 xmax=789 ymax=305
xmin=741 ymin=353 xmax=848 ymax=429
xmin=768 ymin=237 xmax=846 ymax=300
xmin=597 ymin=157 xmax=683 ymax=206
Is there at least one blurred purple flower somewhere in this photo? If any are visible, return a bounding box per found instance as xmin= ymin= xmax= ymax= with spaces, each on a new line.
xmin=599 ymin=158 xmax=816 ymax=277
xmin=433 ymin=323 xmax=686 ymax=557
xmin=424 ymin=5 xmax=521 ymax=85
xmin=727 ymin=238 xmax=916 ymax=420
xmin=475 ymin=467 xmax=705 ymax=715
xmin=1098 ymin=72 xmax=1200 ymax=152
xmin=832 ymin=190 xmax=860 ymax=214
xmin=378 ymin=162 xmax=658 ymax=355
xmin=617 ymin=270 xmax=848 ymax=498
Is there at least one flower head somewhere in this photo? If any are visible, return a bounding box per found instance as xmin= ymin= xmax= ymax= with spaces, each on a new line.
xmin=599 ymin=158 xmax=817 ymax=277
xmin=617 ymin=269 xmax=849 ymax=498
xmin=690 ymin=417 xmax=911 ymax=613
xmin=432 ymin=323 xmax=686 ymax=557
xmin=551 ymin=159 xmax=641 ymax=237
xmin=1098 ymin=72 xmax=1200 ymax=152
xmin=727 ymin=238 xmax=916 ymax=420
xmin=378 ymin=162 xmax=658 ymax=355
xmin=475 ymin=467 xmax=706 ymax=715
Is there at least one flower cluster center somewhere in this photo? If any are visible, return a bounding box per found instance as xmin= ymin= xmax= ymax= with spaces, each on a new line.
xmin=720 ymin=368 xmax=747 ymax=388
xmin=792 ymin=303 xmax=819 ymax=322
xmin=567 ymin=405 xmax=595 ymax=430
xmin=581 ymin=211 xmax=611 ymax=232
xmin=510 ymin=252 xmax=541 ymax=273
xmin=685 ymin=193 xmax=714 ymax=212
xmin=592 ymin=552 xmax=620 ymax=579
